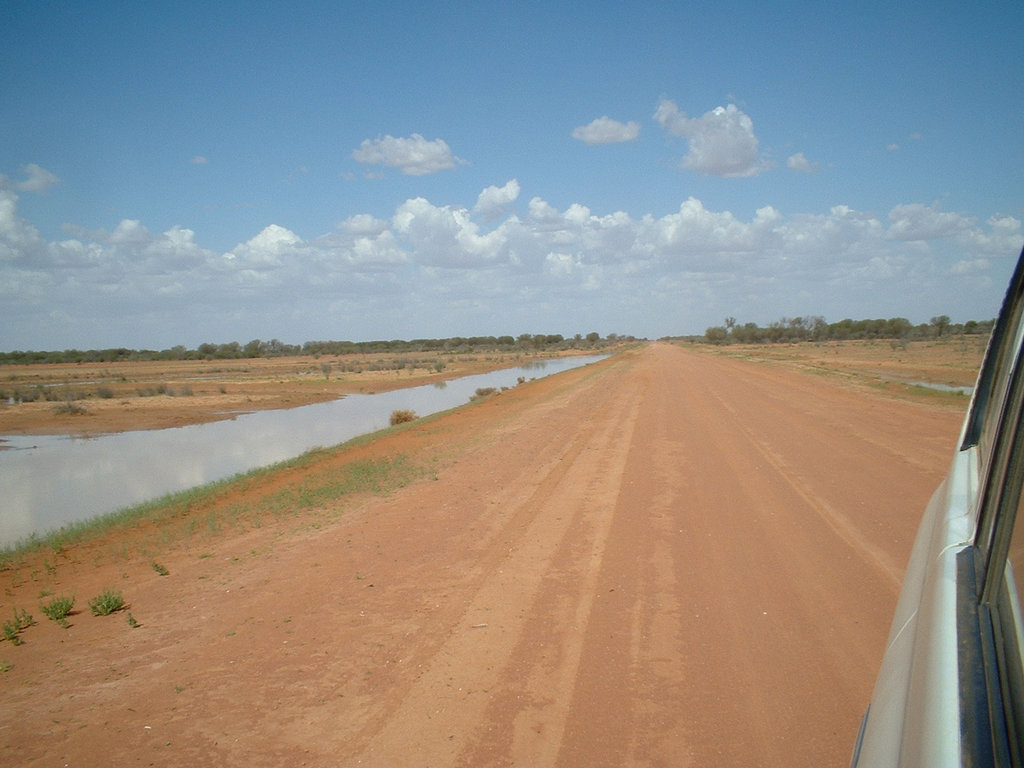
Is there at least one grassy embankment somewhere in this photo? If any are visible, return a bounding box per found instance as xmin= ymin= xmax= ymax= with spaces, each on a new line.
xmin=0 ymin=422 xmax=433 ymax=571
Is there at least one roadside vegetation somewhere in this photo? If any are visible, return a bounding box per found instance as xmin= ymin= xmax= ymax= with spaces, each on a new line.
xmin=389 ymin=409 xmax=418 ymax=425
xmin=0 ymin=332 xmax=626 ymax=366
xmin=688 ymin=314 xmax=992 ymax=346
xmin=87 ymin=589 xmax=125 ymax=616
xmin=40 ymin=595 xmax=74 ymax=627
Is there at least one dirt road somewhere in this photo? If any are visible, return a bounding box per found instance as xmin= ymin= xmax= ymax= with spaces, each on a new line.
xmin=1 ymin=343 xmax=966 ymax=766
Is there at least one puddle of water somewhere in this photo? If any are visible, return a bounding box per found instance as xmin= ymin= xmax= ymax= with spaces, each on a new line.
xmin=0 ymin=356 xmax=605 ymax=548
xmin=905 ymin=380 xmax=973 ymax=395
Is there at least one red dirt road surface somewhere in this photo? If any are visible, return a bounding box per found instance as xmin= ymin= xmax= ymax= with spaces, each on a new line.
xmin=1 ymin=343 xmax=966 ymax=767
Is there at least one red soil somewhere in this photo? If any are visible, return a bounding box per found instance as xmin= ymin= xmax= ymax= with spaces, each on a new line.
xmin=0 ymin=343 xmax=966 ymax=766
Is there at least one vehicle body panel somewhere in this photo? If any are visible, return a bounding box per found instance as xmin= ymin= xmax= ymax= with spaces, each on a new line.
xmin=854 ymin=244 xmax=1024 ymax=767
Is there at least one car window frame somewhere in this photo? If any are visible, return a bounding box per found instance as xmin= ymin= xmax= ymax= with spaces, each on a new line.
xmin=967 ymin=250 xmax=1024 ymax=564
xmin=961 ymin=246 xmax=1024 ymax=765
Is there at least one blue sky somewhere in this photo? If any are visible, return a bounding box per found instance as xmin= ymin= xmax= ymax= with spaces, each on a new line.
xmin=2 ymin=1 xmax=1022 ymax=350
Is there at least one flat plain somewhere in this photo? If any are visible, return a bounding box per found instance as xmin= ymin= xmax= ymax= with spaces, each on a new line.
xmin=0 ymin=348 xmax=595 ymax=436
xmin=0 ymin=339 xmax=982 ymax=766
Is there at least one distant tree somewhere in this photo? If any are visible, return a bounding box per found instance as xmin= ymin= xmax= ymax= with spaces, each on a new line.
xmin=705 ymin=326 xmax=729 ymax=345
xmin=930 ymin=315 xmax=951 ymax=337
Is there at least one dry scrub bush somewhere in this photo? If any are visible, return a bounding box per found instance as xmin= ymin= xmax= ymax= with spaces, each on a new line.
xmin=390 ymin=409 xmax=417 ymax=426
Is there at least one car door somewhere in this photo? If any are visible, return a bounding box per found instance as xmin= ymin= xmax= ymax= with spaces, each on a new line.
xmin=853 ymin=245 xmax=1024 ymax=767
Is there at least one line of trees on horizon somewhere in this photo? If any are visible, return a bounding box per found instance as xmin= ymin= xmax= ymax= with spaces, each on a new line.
xmin=0 ymin=332 xmax=635 ymax=366
xmin=695 ymin=315 xmax=995 ymax=345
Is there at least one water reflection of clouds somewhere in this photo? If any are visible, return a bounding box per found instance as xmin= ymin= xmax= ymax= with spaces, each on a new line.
xmin=0 ymin=356 xmax=605 ymax=547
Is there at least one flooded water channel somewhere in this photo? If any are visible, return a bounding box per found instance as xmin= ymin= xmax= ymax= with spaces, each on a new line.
xmin=0 ymin=355 xmax=606 ymax=549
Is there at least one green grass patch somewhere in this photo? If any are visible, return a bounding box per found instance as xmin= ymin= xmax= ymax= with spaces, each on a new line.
xmin=256 ymin=455 xmax=422 ymax=518
xmin=40 ymin=594 xmax=75 ymax=627
xmin=3 ymin=608 xmax=34 ymax=645
xmin=88 ymin=588 xmax=125 ymax=616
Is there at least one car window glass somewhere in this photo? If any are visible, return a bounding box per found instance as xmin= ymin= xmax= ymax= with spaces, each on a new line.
xmin=996 ymin=496 xmax=1024 ymax=757
xmin=975 ymin=283 xmax=1024 ymax=562
xmin=965 ymin=252 xmax=1024 ymax=457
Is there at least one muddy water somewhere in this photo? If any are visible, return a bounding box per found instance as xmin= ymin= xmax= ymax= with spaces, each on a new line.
xmin=0 ymin=356 xmax=605 ymax=548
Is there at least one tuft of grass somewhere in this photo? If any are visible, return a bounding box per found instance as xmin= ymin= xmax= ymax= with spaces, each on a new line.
xmin=3 ymin=608 xmax=34 ymax=645
xmin=151 ymin=561 xmax=169 ymax=576
xmin=0 ymin=660 xmax=11 ymax=672
xmin=2 ymin=624 xmax=21 ymax=645
xmin=389 ymin=409 xmax=417 ymax=426
xmin=40 ymin=594 xmax=75 ymax=627
xmin=88 ymin=588 xmax=125 ymax=616
xmin=127 ymin=613 xmax=139 ymax=628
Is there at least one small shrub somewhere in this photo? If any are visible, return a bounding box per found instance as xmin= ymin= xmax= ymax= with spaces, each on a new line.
xmin=54 ymin=400 xmax=88 ymax=415
xmin=13 ymin=608 xmax=32 ymax=630
xmin=390 ymin=409 xmax=417 ymax=426
xmin=17 ymin=388 xmax=42 ymax=403
xmin=88 ymin=588 xmax=125 ymax=616
xmin=127 ymin=613 xmax=139 ymax=628
xmin=151 ymin=561 xmax=169 ymax=576
xmin=96 ymin=386 xmax=115 ymax=399
xmin=41 ymin=595 xmax=75 ymax=627
xmin=3 ymin=608 xmax=34 ymax=645
xmin=470 ymin=387 xmax=498 ymax=401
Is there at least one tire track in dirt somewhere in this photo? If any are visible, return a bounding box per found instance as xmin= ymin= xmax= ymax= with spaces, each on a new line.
xmin=350 ymin=357 xmax=643 ymax=765
xmin=693 ymin=352 xmax=961 ymax=592
xmin=539 ymin=343 xmax=961 ymax=767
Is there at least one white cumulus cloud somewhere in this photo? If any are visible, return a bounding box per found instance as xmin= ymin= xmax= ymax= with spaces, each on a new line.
xmin=0 ymin=163 xmax=60 ymax=193
xmin=352 ymin=133 xmax=464 ymax=176
xmin=654 ymin=100 xmax=764 ymax=177
xmin=2 ymin=180 xmax=1021 ymax=350
xmin=224 ymin=224 xmax=303 ymax=269
xmin=572 ymin=116 xmax=641 ymax=145
xmin=887 ymin=203 xmax=974 ymax=241
xmin=473 ymin=179 xmax=521 ymax=220
xmin=786 ymin=152 xmax=820 ymax=173
xmin=393 ymin=197 xmax=508 ymax=268
xmin=338 ymin=213 xmax=390 ymax=236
